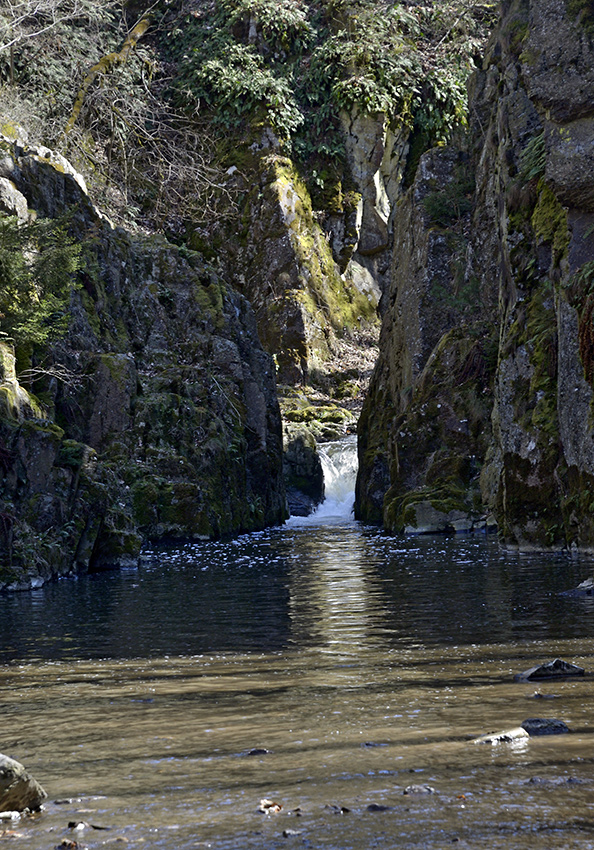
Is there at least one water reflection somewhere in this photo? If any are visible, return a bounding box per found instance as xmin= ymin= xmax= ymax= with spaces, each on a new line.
xmin=3 ymin=526 xmax=594 ymax=850
xmin=1 ymin=528 xmax=594 ymax=664
xmin=287 ymin=522 xmax=388 ymax=653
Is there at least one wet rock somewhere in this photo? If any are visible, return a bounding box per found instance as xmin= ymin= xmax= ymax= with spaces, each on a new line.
xmin=246 ymin=748 xmax=270 ymax=756
xmin=521 ymin=718 xmax=570 ymax=736
xmin=258 ymin=798 xmax=282 ymax=814
xmin=560 ymin=577 xmax=594 ymax=597
xmin=283 ymin=423 xmax=324 ymax=516
xmin=473 ymin=727 xmax=530 ymax=745
xmin=514 ymin=658 xmax=585 ymax=682
xmin=526 ymin=776 xmax=588 ymax=786
xmin=367 ymin=803 xmax=393 ymax=811
xmin=403 ymin=784 xmax=437 ymax=795
xmin=0 ymin=753 xmax=47 ymax=812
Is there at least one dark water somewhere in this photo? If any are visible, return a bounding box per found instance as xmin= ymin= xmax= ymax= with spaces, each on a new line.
xmin=2 ymin=520 xmax=594 ymax=849
xmin=1 ymin=528 xmax=593 ymax=662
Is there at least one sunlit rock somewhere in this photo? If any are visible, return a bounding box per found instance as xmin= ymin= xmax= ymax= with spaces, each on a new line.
xmin=0 ymin=753 xmax=47 ymax=812
xmin=403 ymin=784 xmax=437 ymax=795
xmin=473 ymin=727 xmax=529 ymax=745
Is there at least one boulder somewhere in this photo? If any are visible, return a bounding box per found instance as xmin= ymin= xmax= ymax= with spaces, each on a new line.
xmin=283 ymin=423 xmax=324 ymax=516
xmin=514 ymin=658 xmax=585 ymax=682
xmin=473 ymin=727 xmax=529 ymax=745
xmin=0 ymin=753 xmax=47 ymax=812
xmin=521 ymin=718 xmax=570 ymax=736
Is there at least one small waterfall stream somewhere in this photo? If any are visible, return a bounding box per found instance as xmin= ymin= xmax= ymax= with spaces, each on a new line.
xmin=289 ymin=434 xmax=358 ymax=524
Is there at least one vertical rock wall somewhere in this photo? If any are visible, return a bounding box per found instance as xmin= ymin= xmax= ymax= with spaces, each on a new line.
xmin=0 ymin=138 xmax=286 ymax=589
xmin=357 ymin=0 xmax=594 ymax=550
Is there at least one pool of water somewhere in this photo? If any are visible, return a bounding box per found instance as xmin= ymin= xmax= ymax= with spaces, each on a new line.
xmin=2 ymin=523 xmax=594 ymax=849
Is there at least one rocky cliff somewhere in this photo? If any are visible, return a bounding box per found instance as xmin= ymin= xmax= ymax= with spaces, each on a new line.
xmin=0 ymin=136 xmax=285 ymax=589
xmin=357 ymin=0 xmax=594 ymax=550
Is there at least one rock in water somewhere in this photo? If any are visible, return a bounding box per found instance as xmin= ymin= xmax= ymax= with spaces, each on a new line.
xmin=560 ymin=578 xmax=594 ymax=597
xmin=521 ymin=718 xmax=570 ymax=736
xmin=0 ymin=753 xmax=47 ymax=811
xmin=403 ymin=784 xmax=437 ymax=795
xmin=473 ymin=727 xmax=530 ymax=745
xmin=514 ymin=658 xmax=585 ymax=682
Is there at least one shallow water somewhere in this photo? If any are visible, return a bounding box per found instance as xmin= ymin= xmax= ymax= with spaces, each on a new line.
xmin=2 ymin=522 xmax=594 ymax=849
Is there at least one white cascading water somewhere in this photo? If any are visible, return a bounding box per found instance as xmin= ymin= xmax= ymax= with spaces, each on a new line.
xmin=288 ymin=434 xmax=359 ymax=525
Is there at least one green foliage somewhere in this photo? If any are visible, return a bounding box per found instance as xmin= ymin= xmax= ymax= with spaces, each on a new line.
xmin=422 ymin=171 xmax=474 ymax=226
xmin=0 ymin=0 xmax=497 ymax=234
xmin=520 ymin=132 xmax=546 ymax=182
xmin=178 ymin=42 xmax=303 ymax=137
xmin=220 ymin=0 xmax=314 ymax=51
xmin=165 ymin=0 xmax=497 ymax=155
xmin=0 ymin=214 xmax=81 ymax=346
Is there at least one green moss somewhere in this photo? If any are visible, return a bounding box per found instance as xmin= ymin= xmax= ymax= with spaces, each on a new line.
xmin=100 ymin=353 xmax=130 ymax=386
xmin=532 ymin=180 xmax=569 ymax=259
xmin=268 ymin=156 xmax=377 ymax=332
xmin=283 ymin=401 xmax=352 ymax=425
xmin=56 ymin=439 xmax=87 ymax=468
xmin=566 ymin=0 xmax=594 ymax=33
xmin=508 ymin=16 xmax=529 ymax=54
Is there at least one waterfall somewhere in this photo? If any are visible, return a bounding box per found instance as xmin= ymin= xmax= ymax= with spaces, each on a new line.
xmin=288 ymin=434 xmax=358 ymax=525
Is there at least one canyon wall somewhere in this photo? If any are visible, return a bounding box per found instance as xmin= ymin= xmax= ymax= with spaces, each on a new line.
xmin=357 ymin=0 xmax=594 ymax=550
xmin=0 ymin=137 xmax=286 ymax=589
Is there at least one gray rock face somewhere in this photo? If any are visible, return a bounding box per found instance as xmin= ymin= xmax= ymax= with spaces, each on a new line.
xmin=0 ymin=177 xmax=28 ymax=221
xmin=283 ymin=424 xmax=324 ymax=516
xmin=0 ymin=754 xmax=47 ymax=812
xmin=356 ymin=146 xmax=491 ymax=531
xmin=230 ymin=153 xmax=377 ymax=384
xmin=356 ymin=0 xmax=594 ymax=549
xmin=0 ymin=137 xmax=287 ymax=588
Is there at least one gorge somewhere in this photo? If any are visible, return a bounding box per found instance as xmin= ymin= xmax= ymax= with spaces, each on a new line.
xmin=3 ymin=3 xmax=594 ymax=846
xmin=0 ymin=0 xmax=593 ymax=582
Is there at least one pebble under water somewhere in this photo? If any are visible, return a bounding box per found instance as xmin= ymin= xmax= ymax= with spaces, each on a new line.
xmin=3 ymin=479 xmax=594 ymax=848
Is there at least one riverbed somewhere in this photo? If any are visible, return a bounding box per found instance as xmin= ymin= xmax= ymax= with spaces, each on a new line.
xmin=2 ymin=514 xmax=594 ymax=849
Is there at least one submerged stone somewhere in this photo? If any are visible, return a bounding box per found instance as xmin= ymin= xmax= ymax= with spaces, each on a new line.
xmin=514 ymin=658 xmax=586 ymax=682
xmin=521 ymin=718 xmax=570 ymax=736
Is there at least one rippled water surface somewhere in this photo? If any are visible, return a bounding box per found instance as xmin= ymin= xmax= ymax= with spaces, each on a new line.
xmin=3 ymin=519 xmax=594 ymax=849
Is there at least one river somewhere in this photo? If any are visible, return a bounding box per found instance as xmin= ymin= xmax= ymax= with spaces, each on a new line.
xmin=2 ymin=439 xmax=594 ymax=849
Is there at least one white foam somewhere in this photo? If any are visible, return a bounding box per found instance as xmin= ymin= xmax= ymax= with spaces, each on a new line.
xmin=288 ymin=435 xmax=358 ymax=526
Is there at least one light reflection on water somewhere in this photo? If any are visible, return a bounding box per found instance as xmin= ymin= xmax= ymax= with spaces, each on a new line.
xmin=2 ymin=525 xmax=594 ymax=848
